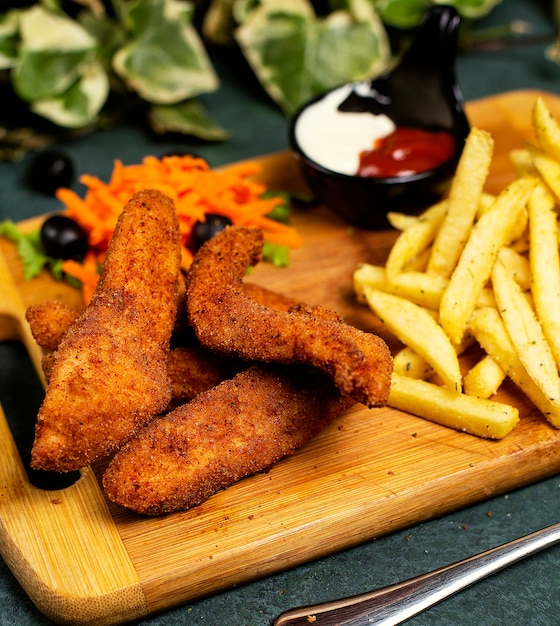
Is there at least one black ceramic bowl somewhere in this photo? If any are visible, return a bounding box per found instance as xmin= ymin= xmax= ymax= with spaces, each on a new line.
xmin=289 ymin=111 xmax=468 ymax=229
xmin=288 ymin=6 xmax=470 ymax=229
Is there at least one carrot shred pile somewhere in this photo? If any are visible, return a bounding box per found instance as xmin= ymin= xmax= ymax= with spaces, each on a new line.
xmin=55 ymin=155 xmax=302 ymax=304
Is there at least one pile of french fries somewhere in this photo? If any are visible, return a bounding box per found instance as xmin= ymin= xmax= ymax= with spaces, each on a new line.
xmin=354 ymin=97 xmax=560 ymax=439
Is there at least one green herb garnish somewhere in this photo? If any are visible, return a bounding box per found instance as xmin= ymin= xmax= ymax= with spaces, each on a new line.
xmin=0 ymin=220 xmax=80 ymax=287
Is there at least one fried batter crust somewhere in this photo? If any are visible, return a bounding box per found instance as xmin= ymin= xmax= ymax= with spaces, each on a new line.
xmin=26 ymin=283 xmax=313 ymax=403
xmin=186 ymin=226 xmax=392 ymax=408
xmin=26 ymin=301 xmax=80 ymax=351
xmin=28 ymin=284 xmax=301 ymax=351
xmin=166 ymin=346 xmax=243 ymax=406
xmin=102 ymin=364 xmax=353 ymax=515
xmin=31 ymin=189 xmax=181 ymax=472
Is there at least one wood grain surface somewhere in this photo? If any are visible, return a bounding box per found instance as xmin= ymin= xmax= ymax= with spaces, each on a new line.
xmin=2 ymin=90 xmax=560 ymax=626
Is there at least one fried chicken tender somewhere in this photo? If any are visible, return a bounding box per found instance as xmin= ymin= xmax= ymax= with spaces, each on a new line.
xmin=243 ymin=281 xmax=299 ymax=312
xmin=29 ymin=284 xmax=301 ymax=351
xmin=102 ymin=364 xmax=353 ymax=515
xmin=31 ymin=189 xmax=181 ymax=472
xmin=40 ymin=351 xmax=55 ymax=381
xmin=26 ymin=301 xmax=80 ymax=351
xmin=39 ymin=344 xmax=242 ymax=409
xmin=26 ymin=283 xmax=308 ymax=402
xmin=246 ymin=281 xmax=345 ymax=323
xmin=166 ymin=346 xmax=243 ymax=406
xmin=186 ymin=226 xmax=392 ymax=408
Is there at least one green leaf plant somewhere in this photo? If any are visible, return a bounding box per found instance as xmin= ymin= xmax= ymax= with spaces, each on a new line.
xmin=0 ymin=0 xmax=499 ymax=158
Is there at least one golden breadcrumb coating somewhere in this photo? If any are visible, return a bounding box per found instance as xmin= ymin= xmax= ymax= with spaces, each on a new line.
xmin=26 ymin=300 xmax=80 ymax=351
xmin=31 ymin=189 xmax=181 ymax=472
xmin=186 ymin=225 xmax=392 ymax=408
xmin=166 ymin=346 xmax=243 ymax=406
xmin=102 ymin=364 xmax=353 ymax=515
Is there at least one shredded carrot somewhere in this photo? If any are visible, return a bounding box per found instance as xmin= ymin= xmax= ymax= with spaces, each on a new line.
xmin=61 ymin=251 xmax=99 ymax=305
xmin=55 ymin=155 xmax=302 ymax=300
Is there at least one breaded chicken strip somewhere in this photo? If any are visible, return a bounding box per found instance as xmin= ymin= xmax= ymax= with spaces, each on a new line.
xmin=26 ymin=284 xmax=311 ymax=403
xmin=186 ymin=226 xmax=392 ymax=408
xmin=166 ymin=346 xmax=243 ymax=406
xmin=243 ymin=281 xmax=299 ymax=312
xmin=28 ymin=284 xmax=301 ymax=351
xmin=26 ymin=301 xmax=82 ymax=382
xmin=39 ymin=351 xmax=55 ymax=382
xmin=31 ymin=189 xmax=181 ymax=472
xmin=102 ymin=364 xmax=353 ymax=515
xmin=26 ymin=301 xmax=80 ymax=351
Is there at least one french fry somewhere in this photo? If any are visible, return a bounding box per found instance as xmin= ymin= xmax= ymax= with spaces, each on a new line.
xmin=509 ymin=229 xmax=530 ymax=254
xmin=439 ymin=176 xmax=536 ymax=345
xmin=363 ymin=288 xmax=462 ymax=392
xmin=389 ymin=272 xmax=448 ymax=310
xmin=492 ymin=250 xmax=560 ymax=405
xmin=387 ymin=192 xmax=497 ymax=270
xmin=502 ymin=199 xmax=529 ymax=245
xmin=354 ymin=263 xmax=496 ymax=312
xmin=468 ymin=307 xmax=560 ymax=427
xmin=355 ymin=263 xmax=447 ymax=310
xmin=475 ymin=192 xmax=498 ymax=218
xmin=403 ymin=247 xmax=431 ymax=272
xmin=393 ymin=335 xmax=475 ymax=381
xmin=532 ymin=96 xmax=560 ymax=162
xmin=393 ymin=346 xmax=434 ymax=379
xmin=528 ymin=182 xmax=560 ymax=368
xmin=427 ymin=127 xmax=494 ymax=278
xmin=497 ymin=246 xmax=531 ymax=291
xmin=353 ymin=263 xmax=386 ymax=304
xmin=386 ymin=211 xmax=420 ymax=231
xmin=389 ymin=373 xmax=519 ymax=439
xmin=355 ymin=101 xmax=560 ymax=439
xmin=509 ymin=148 xmax=538 ymax=178
xmin=463 ymin=355 xmax=506 ymax=399
xmin=385 ymin=200 xmax=447 ymax=280
xmin=531 ymin=151 xmax=560 ymax=202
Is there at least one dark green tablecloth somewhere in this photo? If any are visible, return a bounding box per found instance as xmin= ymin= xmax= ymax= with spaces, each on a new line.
xmin=2 ymin=1 xmax=560 ymax=624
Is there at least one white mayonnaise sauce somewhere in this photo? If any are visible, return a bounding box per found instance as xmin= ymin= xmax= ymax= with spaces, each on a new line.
xmin=294 ymin=83 xmax=396 ymax=175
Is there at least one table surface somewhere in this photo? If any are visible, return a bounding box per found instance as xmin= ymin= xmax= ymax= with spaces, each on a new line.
xmin=1 ymin=1 xmax=560 ymax=625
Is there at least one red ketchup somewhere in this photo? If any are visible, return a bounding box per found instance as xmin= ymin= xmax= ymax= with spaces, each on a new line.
xmin=357 ymin=127 xmax=456 ymax=178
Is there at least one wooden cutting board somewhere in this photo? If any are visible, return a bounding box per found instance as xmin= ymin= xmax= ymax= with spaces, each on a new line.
xmin=2 ymin=89 xmax=560 ymax=626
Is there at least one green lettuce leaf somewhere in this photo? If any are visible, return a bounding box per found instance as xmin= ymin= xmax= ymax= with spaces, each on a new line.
xmin=112 ymin=0 xmax=219 ymax=104
xmin=262 ymin=242 xmax=290 ymax=267
xmin=234 ymin=0 xmax=391 ymax=115
xmin=262 ymin=189 xmax=292 ymax=223
xmin=0 ymin=220 xmax=79 ymax=285
xmin=0 ymin=221 xmax=48 ymax=280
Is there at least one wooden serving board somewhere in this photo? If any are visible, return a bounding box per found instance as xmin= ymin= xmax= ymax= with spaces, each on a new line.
xmin=2 ymin=89 xmax=560 ymax=626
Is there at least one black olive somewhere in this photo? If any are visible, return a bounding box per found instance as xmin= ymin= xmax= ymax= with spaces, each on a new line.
xmin=27 ymin=149 xmax=75 ymax=195
xmin=191 ymin=214 xmax=232 ymax=251
xmin=40 ymin=214 xmax=88 ymax=260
